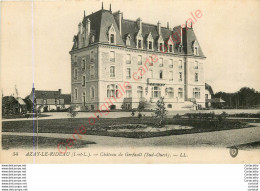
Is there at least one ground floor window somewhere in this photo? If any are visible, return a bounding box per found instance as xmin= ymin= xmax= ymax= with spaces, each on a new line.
xmin=193 ymin=87 xmax=200 ymax=99
xmin=167 ymin=104 xmax=172 ymax=108
xmin=152 ymin=86 xmax=161 ymax=98
xmin=91 ymin=105 xmax=94 ymax=110
xmin=126 ymin=85 xmax=132 ymax=98
xmin=107 ymin=84 xmax=118 ymax=98
xmin=178 ymin=88 xmax=183 ymax=99
xmin=167 ymin=87 xmax=174 ymax=98
xmin=137 ymin=86 xmax=143 ymax=98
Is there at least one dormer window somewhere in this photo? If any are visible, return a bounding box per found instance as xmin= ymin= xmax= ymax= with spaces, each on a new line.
xmin=157 ymin=35 xmax=164 ymax=52
xmin=167 ymin=36 xmax=174 ymax=53
xmin=147 ymin=32 xmax=153 ymax=50
xmin=125 ymin=34 xmax=131 ymax=46
xmin=108 ymin=24 xmax=116 ymax=45
xmin=136 ymin=30 xmax=143 ymax=49
xmin=192 ymin=40 xmax=199 ymax=56
xmin=91 ymin=35 xmax=95 ymax=43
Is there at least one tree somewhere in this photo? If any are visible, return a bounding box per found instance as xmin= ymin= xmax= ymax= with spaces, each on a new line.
xmin=154 ymin=97 xmax=167 ymax=127
xmin=67 ymin=105 xmax=78 ymax=127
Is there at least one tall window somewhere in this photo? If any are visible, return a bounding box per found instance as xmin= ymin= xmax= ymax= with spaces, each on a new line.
xmin=126 ymin=68 xmax=131 ymax=79
xmin=82 ymin=59 xmax=86 ymax=70
xmin=169 ymin=59 xmax=173 ymax=68
xmin=193 ymin=88 xmax=200 ymax=99
xmin=169 ymin=44 xmax=173 ymax=52
xmin=74 ymin=68 xmax=78 ymax=80
xmin=90 ymin=64 xmax=94 ymax=79
xmin=90 ymin=86 xmax=95 ymax=99
xmin=107 ymin=84 xmax=118 ymax=98
xmin=138 ymin=40 xmax=142 ymax=48
xmin=194 ymin=61 xmax=198 ymax=69
xmin=126 ymin=54 xmax=131 ymax=64
xmin=178 ymin=88 xmax=183 ymax=99
xmin=109 ymin=51 xmax=115 ymax=62
xmin=137 ymin=86 xmax=143 ymax=98
xmin=108 ymin=24 xmax=116 ymax=44
xmin=82 ymin=92 xmax=86 ymax=106
xmin=159 ymin=58 xmax=163 ymax=67
xmin=159 ymin=43 xmax=163 ymax=51
xmin=178 ymin=60 xmax=182 ymax=69
xmin=195 ymin=73 xmax=199 ymax=82
xmin=110 ymin=66 xmax=115 ymax=77
xmin=152 ymin=86 xmax=161 ymax=98
xmin=148 ymin=69 xmax=153 ymax=78
xmin=167 ymin=87 xmax=174 ymax=98
xmin=179 ymin=72 xmax=182 ymax=81
xmin=126 ymin=85 xmax=132 ymax=98
xmin=90 ymin=51 xmax=94 ymax=62
xmin=148 ymin=41 xmax=153 ymax=50
xmin=138 ymin=55 xmax=142 ymax=65
xmin=169 ymin=71 xmax=173 ymax=81
xmin=194 ymin=47 xmax=198 ymax=55
xmin=82 ymin=76 xmax=86 ymax=86
xmin=159 ymin=70 xmax=163 ymax=79
xmin=74 ymin=88 xmax=78 ymax=100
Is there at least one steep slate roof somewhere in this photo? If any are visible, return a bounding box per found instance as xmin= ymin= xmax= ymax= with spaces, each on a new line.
xmin=72 ymin=8 xmax=205 ymax=57
xmin=34 ymin=90 xmax=61 ymax=99
xmin=60 ymin=94 xmax=71 ymax=104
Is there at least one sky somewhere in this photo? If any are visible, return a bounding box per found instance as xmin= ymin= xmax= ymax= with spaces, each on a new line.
xmin=1 ymin=0 xmax=260 ymax=97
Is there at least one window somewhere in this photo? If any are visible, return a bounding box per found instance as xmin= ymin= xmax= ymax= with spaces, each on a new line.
xmin=126 ymin=54 xmax=131 ymax=64
xmin=152 ymin=86 xmax=161 ymax=98
xmin=110 ymin=34 xmax=115 ymax=44
xmin=109 ymin=51 xmax=115 ymax=62
xmin=148 ymin=69 xmax=153 ymax=78
xmin=169 ymin=71 xmax=173 ymax=81
xmin=91 ymin=105 xmax=94 ymax=110
xmin=90 ymin=86 xmax=95 ymax=99
xmin=90 ymin=64 xmax=94 ymax=79
xmin=44 ymin=99 xmax=47 ymax=105
xmin=137 ymin=86 xmax=143 ymax=98
xmin=138 ymin=40 xmax=142 ymax=48
xmin=169 ymin=45 xmax=173 ymax=52
xmin=178 ymin=60 xmax=182 ymax=69
xmin=82 ymin=59 xmax=86 ymax=70
xmin=82 ymin=92 xmax=86 ymax=106
xmin=159 ymin=58 xmax=163 ymax=67
xmin=167 ymin=87 xmax=174 ymax=98
xmin=74 ymin=88 xmax=78 ymax=100
xmin=167 ymin=104 xmax=172 ymax=108
xmin=138 ymin=68 xmax=143 ymax=79
xmin=195 ymin=73 xmax=199 ymax=82
xmin=138 ymin=55 xmax=142 ymax=65
xmin=90 ymin=51 xmax=94 ymax=62
xmin=194 ymin=47 xmax=198 ymax=55
xmin=193 ymin=88 xmax=200 ymax=99
xmin=148 ymin=41 xmax=153 ymax=50
xmin=169 ymin=59 xmax=173 ymax=68
xmin=179 ymin=72 xmax=182 ymax=81
xmin=194 ymin=61 xmax=198 ymax=69
xmin=74 ymin=68 xmax=78 ymax=80
xmin=178 ymin=88 xmax=183 ymax=99
xmin=107 ymin=84 xmax=118 ymax=98
xmin=159 ymin=70 xmax=163 ymax=79
xmin=193 ymin=40 xmax=199 ymax=55
xmin=110 ymin=66 xmax=115 ymax=77
xmin=82 ymin=76 xmax=86 ymax=86
xmin=205 ymin=94 xmax=208 ymax=99
xmin=159 ymin=43 xmax=163 ymax=51
xmin=91 ymin=35 xmax=95 ymax=43
xmin=126 ymin=35 xmax=131 ymax=46
xmin=126 ymin=85 xmax=132 ymax=98
xmin=126 ymin=68 xmax=131 ymax=79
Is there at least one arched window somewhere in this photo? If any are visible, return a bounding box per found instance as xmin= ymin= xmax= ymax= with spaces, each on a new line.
xmin=107 ymin=84 xmax=118 ymax=98
xmin=137 ymin=86 xmax=143 ymax=98
xmin=158 ymin=35 xmax=164 ymax=52
xmin=90 ymin=86 xmax=95 ymax=99
xmin=178 ymin=88 xmax=183 ymax=99
xmin=193 ymin=88 xmax=200 ymax=99
xmin=152 ymin=86 xmax=161 ymax=98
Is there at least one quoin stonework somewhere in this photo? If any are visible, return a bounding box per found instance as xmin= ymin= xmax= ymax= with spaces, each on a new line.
xmin=70 ymin=4 xmax=206 ymax=111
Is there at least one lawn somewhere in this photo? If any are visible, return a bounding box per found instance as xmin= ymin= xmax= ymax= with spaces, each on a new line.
xmin=2 ymin=117 xmax=255 ymax=138
xmin=2 ymin=135 xmax=96 ymax=150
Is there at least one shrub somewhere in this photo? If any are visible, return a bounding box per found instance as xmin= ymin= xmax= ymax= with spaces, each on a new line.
xmin=138 ymin=113 xmax=142 ymax=119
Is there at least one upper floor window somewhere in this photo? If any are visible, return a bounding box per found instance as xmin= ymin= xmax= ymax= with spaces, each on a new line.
xmin=126 ymin=54 xmax=131 ymax=64
xmin=138 ymin=55 xmax=142 ymax=65
xmin=126 ymin=85 xmax=132 ymax=98
xmin=194 ymin=61 xmax=199 ymax=69
xmin=147 ymin=32 xmax=153 ymax=50
xmin=152 ymin=86 xmax=161 ymax=98
xmin=74 ymin=88 xmax=78 ymax=100
xmin=159 ymin=58 xmax=163 ymax=67
xmin=158 ymin=35 xmax=164 ymax=52
xmin=90 ymin=51 xmax=94 ymax=62
xmin=126 ymin=34 xmax=131 ymax=46
xmin=110 ymin=66 xmax=115 ymax=77
xmin=136 ymin=31 xmax=143 ymax=49
xmin=169 ymin=59 xmax=173 ymax=68
xmin=169 ymin=44 xmax=173 ymax=52
xmin=179 ymin=72 xmax=182 ymax=81
xmin=167 ymin=36 xmax=174 ymax=53
xmin=138 ymin=40 xmax=142 ymax=48
xmin=126 ymin=68 xmax=131 ymax=79
xmin=148 ymin=41 xmax=153 ymax=50
xmin=148 ymin=69 xmax=153 ymax=79
xmin=90 ymin=86 xmax=95 ymax=99
xmin=90 ymin=64 xmax=94 ymax=79
xmin=82 ymin=59 xmax=86 ymax=70
xmin=169 ymin=71 xmax=173 ymax=81
xmin=74 ymin=68 xmax=78 ymax=80
xmin=178 ymin=60 xmax=182 ymax=69
xmin=82 ymin=92 xmax=86 ymax=106
xmin=167 ymin=87 xmax=174 ymax=98
xmin=91 ymin=35 xmax=95 ymax=44
xmin=195 ymin=72 xmax=199 ymax=82
xmin=82 ymin=76 xmax=86 ymax=86
xmin=137 ymin=86 xmax=143 ymax=98
xmin=109 ymin=51 xmax=115 ymax=62
xmin=159 ymin=70 xmax=163 ymax=79
xmin=108 ymin=24 xmax=116 ymax=44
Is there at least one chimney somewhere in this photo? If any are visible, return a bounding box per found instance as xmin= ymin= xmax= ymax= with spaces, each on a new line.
xmin=78 ymin=22 xmax=82 ymax=34
xmin=86 ymin=18 xmax=91 ymax=36
xmin=180 ymin=26 xmax=183 ymax=44
xmin=137 ymin=18 xmax=142 ymax=33
xmin=113 ymin=11 xmax=123 ymax=35
xmin=58 ymin=89 xmax=61 ymax=95
xmin=167 ymin=22 xmax=169 ymax=29
xmin=157 ymin=21 xmax=161 ymax=35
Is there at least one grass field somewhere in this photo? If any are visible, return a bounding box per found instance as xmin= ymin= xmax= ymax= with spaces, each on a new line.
xmin=2 ymin=117 xmax=255 ymax=138
xmin=1 ymin=135 xmax=96 ymax=150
